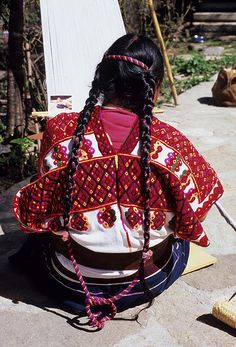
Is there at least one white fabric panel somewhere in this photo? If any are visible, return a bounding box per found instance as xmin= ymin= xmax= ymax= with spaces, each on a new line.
xmin=40 ymin=0 xmax=126 ymax=115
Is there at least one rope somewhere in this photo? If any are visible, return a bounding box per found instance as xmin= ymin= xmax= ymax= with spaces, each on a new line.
xmin=66 ymin=238 xmax=140 ymax=329
xmin=62 ymin=200 xmax=236 ymax=329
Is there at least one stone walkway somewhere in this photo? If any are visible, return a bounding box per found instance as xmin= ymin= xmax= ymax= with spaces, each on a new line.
xmin=0 ymin=76 xmax=235 ymax=346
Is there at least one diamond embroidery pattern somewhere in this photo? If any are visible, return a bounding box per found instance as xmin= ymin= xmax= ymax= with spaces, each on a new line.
xmin=118 ymin=156 xmax=173 ymax=210
xmin=14 ymin=107 xmax=224 ymax=247
xmin=72 ymin=157 xmax=117 ymax=209
xmin=151 ymin=118 xmax=218 ymax=203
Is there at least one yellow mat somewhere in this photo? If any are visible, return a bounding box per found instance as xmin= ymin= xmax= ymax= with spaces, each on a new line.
xmin=182 ymin=242 xmax=217 ymax=275
xmin=153 ymin=106 xmax=164 ymax=114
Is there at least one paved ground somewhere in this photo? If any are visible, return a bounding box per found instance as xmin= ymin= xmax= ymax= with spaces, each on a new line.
xmin=0 ymin=76 xmax=236 ymax=346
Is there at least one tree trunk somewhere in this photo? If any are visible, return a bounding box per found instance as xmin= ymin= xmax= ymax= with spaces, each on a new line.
xmin=7 ymin=69 xmax=16 ymax=135
xmin=6 ymin=0 xmax=24 ymax=137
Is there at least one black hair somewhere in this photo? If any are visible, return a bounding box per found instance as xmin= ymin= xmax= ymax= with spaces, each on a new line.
xmin=63 ymin=33 xmax=164 ymax=323
xmin=100 ymin=33 xmax=164 ymax=113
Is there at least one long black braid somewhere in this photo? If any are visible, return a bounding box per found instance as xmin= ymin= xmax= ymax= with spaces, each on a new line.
xmin=61 ymin=33 xmax=164 ymax=328
xmin=139 ymin=72 xmax=156 ymax=251
xmin=135 ymin=71 xmax=157 ymax=309
xmin=63 ymin=67 xmax=101 ymax=228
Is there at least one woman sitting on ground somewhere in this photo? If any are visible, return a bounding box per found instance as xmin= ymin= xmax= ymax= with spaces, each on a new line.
xmin=13 ymin=33 xmax=223 ymax=329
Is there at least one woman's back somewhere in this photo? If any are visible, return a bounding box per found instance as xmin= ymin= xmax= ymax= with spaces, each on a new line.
xmin=14 ymin=105 xmax=222 ymax=263
xmin=13 ymin=34 xmax=223 ymax=329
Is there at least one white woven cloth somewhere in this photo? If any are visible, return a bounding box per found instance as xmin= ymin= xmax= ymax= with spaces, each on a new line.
xmin=40 ymin=0 xmax=125 ymax=115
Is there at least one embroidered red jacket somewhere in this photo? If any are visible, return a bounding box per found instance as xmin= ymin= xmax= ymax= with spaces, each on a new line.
xmin=14 ymin=106 xmax=223 ymax=253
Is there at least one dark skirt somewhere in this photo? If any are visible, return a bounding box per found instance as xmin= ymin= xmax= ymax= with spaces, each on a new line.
xmin=9 ymin=234 xmax=189 ymax=313
xmin=43 ymin=236 xmax=190 ymax=312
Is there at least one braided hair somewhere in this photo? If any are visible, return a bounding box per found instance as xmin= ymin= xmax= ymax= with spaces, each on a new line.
xmin=63 ymin=33 xmax=164 ymax=328
xmin=63 ymin=75 xmax=101 ymax=228
xmin=100 ymin=33 xmax=164 ymax=257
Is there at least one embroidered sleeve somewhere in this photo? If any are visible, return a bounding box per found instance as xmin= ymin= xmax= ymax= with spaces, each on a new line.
xmin=150 ymin=118 xmax=224 ymax=246
xmin=38 ymin=112 xmax=80 ymax=174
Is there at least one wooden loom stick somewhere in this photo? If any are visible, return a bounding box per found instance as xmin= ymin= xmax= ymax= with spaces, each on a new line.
xmin=215 ymin=201 xmax=236 ymax=232
xmin=148 ymin=0 xmax=178 ymax=105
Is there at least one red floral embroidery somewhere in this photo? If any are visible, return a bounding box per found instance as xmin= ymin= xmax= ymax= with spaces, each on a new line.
xmin=97 ymin=206 xmax=116 ymax=228
xmin=125 ymin=207 xmax=143 ymax=230
xmin=70 ymin=213 xmax=89 ymax=231
xmin=165 ymin=152 xmax=182 ymax=172
xmin=51 ymin=144 xmax=69 ymax=167
xmin=78 ymin=139 xmax=95 ymax=160
xmin=150 ymin=210 xmax=166 ymax=230
xmin=150 ymin=140 xmax=163 ymax=160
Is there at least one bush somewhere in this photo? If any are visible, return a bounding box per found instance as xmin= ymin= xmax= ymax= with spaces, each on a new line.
xmin=159 ymin=52 xmax=236 ymax=104
xmin=0 ymin=136 xmax=37 ymax=181
xmin=118 ymin=0 xmax=194 ymax=45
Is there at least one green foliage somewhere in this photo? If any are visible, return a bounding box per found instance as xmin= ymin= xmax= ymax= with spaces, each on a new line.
xmin=10 ymin=137 xmax=35 ymax=152
xmin=0 ymin=119 xmax=6 ymax=143
xmin=157 ymin=0 xmax=193 ymax=46
xmin=174 ymin=53 xmax=235 ymax=77
xmin=0 ymin=0 xmax=46 ymax=114
xmin=0 ymin=0 xmax=10 ymax=30
xmin=0 ymin=136 xmax=37 ymax=180
xmin=118 ymin=0 xmax=193 ymax=45
xmin=24 ymin=0 xmax=47 ymax=111
xmin=0 ymin=118 xmax=6 ymax=133
xmin=159 ymin=53 xmax=236 ymax=104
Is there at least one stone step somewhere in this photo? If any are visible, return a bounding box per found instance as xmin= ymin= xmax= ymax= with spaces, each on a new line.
xmin=194 ymin=12 xmax=236 ymax=22
xmin=199 ymin=34 xmax=236 ymax=41
xmin=193 ymin=22 xmax=236 ymax=35
xmin=199 ymin=2 xmax=236 ymax=12
xmin=215 ymin=35 xmax=236 ymax=41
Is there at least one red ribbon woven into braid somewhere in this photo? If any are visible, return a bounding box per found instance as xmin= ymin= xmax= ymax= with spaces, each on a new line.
xmin=105 ymin=54 xmax=149 ymax=71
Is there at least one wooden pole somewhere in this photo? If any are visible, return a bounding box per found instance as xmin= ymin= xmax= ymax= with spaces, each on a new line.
xmin=148 ymin=0 xmax=178 ymax=105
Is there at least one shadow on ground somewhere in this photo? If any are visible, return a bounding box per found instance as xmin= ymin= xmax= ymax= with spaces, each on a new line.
xmin=198 ymin=97 xmax=215 ymax=106
xmin=197 ymin=314 xmax=236 ymax=338
xmin=0 ymin=230 xmax=139 ymax=333
xmin=0 ymin=239 xmax=98 ymax=332
xmin=0 ymin=232 xmax=59 ymax=309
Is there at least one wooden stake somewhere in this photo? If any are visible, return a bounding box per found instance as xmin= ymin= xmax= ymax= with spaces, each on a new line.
xmin=148 ymin=0 xmax=178 ymax=105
